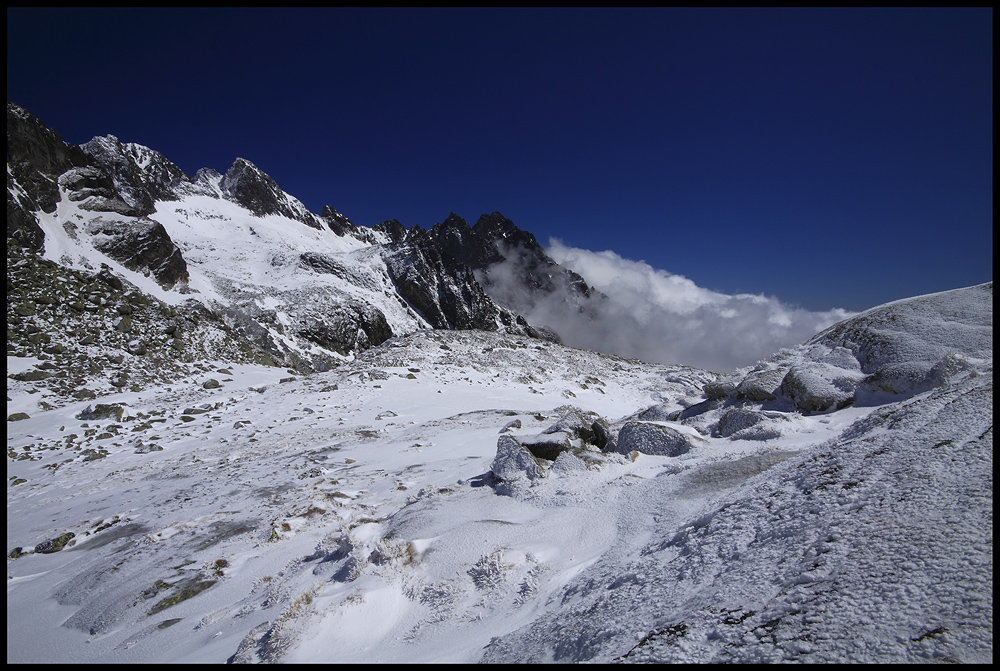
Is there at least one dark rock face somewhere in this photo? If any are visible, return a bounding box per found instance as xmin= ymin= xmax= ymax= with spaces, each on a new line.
xmin=379 ymin=211 xmax=594 ymax=338
xmin=220 ymin=158 xmax=282 ymax=216
xmin=7 ymin=104 xmax=88 ymax=178
xmin=85 ymin=218 xmax=189 ymax=288
xmin=220 ymin=158 xmax=323 ymax=230
xmin=58 ymin=165 xmax=141 ymax=215
xmin=295 ymin=302 xmax=392 ymax=356
xmin=463 ymin=212 xmax=602 ymax=325
xmin=373 ymin=218 xmax=408 ymax=244
xmin=320 ymin=205 xmax=356 ymax=236
xmin=431 ymin=211 xmax=506 ymax=270
xmin=473 ymin=211 xmax=592 ymax=297
xmin=78 ymin=135 xmax=188 ymax=216
xmin=6 ymin=193 xmax=45 ymax=251
xmin=381 ymin=216 xmax=534 ymax=333
xmin=7 ymin=103 xmax=89 ymax=249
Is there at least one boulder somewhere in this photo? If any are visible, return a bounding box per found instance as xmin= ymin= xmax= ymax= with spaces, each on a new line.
xmin=34 ymin=532 xmax=75 ymax=554
xmin=715 ymin=407 xmax=787 ymax=441
xmin=541 ymin=407 xmax=610 ymax=449
xmin=515 ymin=432 xmax=574 ymax=462
xmin=76 ymin=403 xmax=126 ymax=421
xmin=491 ymin=435 xmax=546 ymax=483
xmin=780 ymin=365 xmax=857 ymax=413
xmin=735 ymin=368 xmax=786 ymax=402
xmin=499 ymin=418 xmax=522 ymax=433
xmin=703 ymin=380 xmax=736 ymax=401
xmin=13 ymin=369 xmax=51 ymax=382
xmin=614 ymin=421 xmax=696 ymax=457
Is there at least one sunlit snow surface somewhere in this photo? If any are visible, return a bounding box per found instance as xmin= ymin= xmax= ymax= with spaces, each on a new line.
xmin=8 ymin=321 xmax=992 ymax=663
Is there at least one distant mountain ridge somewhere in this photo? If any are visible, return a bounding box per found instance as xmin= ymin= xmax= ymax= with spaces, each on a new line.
xmin=6 ymin=102 xmax=599 ymax=374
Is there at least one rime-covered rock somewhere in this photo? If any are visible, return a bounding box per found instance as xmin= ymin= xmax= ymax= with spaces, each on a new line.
xmin=703 ymin=380 xmax=736 ymax=401
xmin=541 ymin=407 xmax=611 ymax=449
xmin=780 ymin=364 xmax=859 ymax=412
xmin=716 ymin=407 xmax=766 ymax=437
xmin=734 ymin=367 xmax=786 ymax=402
xmin=715 ymin=407 xmax=787 ymax=440
xmin=614 ymin=421 xmax=697 ymax=457
xmin=491 ymin=435 xmax=546 ymax=483
xmin=810 ymin=282 xmax=993 ymax=392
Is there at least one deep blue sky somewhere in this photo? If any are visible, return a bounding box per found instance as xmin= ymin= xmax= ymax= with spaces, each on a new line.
xmin=7 ymin=8 xmax=992 ymax=311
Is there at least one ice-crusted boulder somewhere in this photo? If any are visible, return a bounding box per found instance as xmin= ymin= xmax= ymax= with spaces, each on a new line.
xmin=491 ymin=435 xmax=547 ymax=484
xmin=490 ymin=407 xmax=620 ymax=487
xmin=613 ymin=421 xmax=699 ymax=457
xmin=703 ymin=380 xmax=736 ymax=401
xmin=540 ymin=406 xmax=612 ymax=450
xmin=718 ymin=283 xmax=993 ymax=412
xmin=715 ymin=407 xmax=786 ymax=440
xmin=734 ymin=367 xmax=786 ymax=402
xmin=780 ymin=364 xmax=860 ymax=413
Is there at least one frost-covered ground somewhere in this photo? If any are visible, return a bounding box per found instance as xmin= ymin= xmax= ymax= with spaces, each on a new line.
xmin=7 ymin=283 xmax=992 ymax=663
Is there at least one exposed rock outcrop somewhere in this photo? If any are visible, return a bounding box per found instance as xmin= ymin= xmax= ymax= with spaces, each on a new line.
xmin=77 ymin=135 xmax=188 ymax=216
xmin=84 ymin=217 xmax=189 ymax=288
xmin=7 ymin=103 xmax=88 ymax=249
xmin=381 ymin=215 xmax=536 ymax=334
xmin=220 ymin=158 xmax=323 ymax=230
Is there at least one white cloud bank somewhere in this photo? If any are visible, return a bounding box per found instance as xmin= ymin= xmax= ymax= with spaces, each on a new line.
xmin=486 ymin=239 xmax=855 ymax=373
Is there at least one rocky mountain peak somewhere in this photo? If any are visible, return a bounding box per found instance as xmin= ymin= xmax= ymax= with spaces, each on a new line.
xmin=220 ymin=157 xmax=322 ymax=230
xmin=438 ymin=211 xmax=469 ymax=229
xmin=6 ymin=102 xmax=590 ymax=363
xmin=473 ymin=211 xmax=541 ymax=251
xmin=7 ymin=103 xmax=89 ymax=249
xmin=220 ymin=157 xmax=278 ymax=214
xmin=426 ymin=212 xmax=503 ymax=270
xmin=373 ymin=218 xmax=408 ymax=244
xmin=6 ymin=103 xmax=88 ymax=177
xmin=320 ymin=204 xmax=356 ymax=236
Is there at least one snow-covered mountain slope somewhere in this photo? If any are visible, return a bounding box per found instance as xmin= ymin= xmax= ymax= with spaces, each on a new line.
xmin=8 ymin=103 xmax=591 ymax=374
xmin=6 ymin=102 xmax=993 ymax=663
xmin=7 ymin=284 xmax=992 ymax=663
